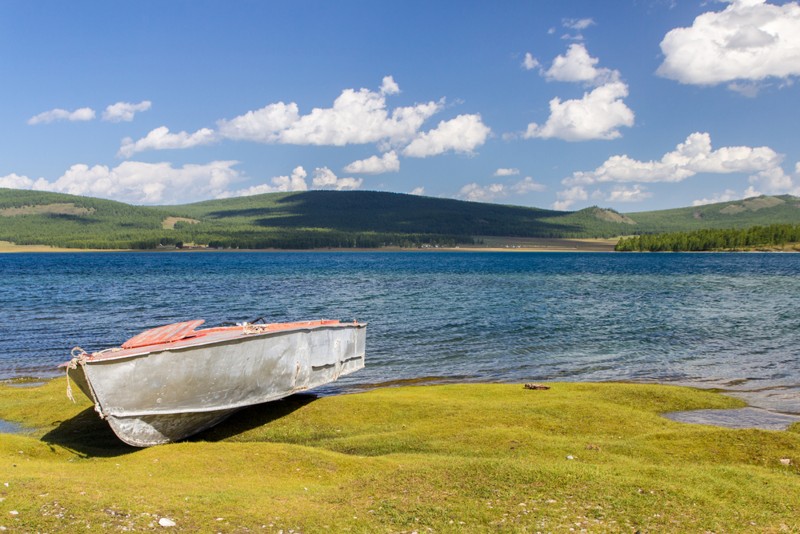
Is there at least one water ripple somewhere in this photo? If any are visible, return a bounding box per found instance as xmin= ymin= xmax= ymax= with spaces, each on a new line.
xmin=1 ymin=251 xmax=798 ymax=414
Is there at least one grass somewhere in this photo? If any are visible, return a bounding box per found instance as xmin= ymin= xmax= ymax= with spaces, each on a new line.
xmin=1 ymin=379 xmax=799 ymax=532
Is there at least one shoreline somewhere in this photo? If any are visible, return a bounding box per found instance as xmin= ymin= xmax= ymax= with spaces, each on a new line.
xmin=0 ymin=238 xmax=620 ymax=253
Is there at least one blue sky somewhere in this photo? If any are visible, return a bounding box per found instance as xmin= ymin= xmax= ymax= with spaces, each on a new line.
xmin=2 ymin=0 xmax=800 ymax=211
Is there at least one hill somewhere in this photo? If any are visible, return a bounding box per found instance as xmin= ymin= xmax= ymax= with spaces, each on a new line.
xmin=1 ymin=187 xmax=799 ymax=250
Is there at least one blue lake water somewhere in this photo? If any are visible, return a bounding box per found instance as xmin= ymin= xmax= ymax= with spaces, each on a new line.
xmin=1 ymin=251 xmax=798 ymax=415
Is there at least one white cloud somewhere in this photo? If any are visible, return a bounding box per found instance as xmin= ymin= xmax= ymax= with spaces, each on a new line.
xmin=564 ymin=132 xmax=783 ymax=185
xmin=102 ymin=101 xmax=152 ymax=122
xmin=544 ymin=43 xmax=614 ymax=84
xmin=343 ymin=151 xmax=400 ymax=174
xmin=560 ymin=17 xmax=596 ymax=40
xmin=458 ymin=177 xmax=545 ymax=202
xmin=118 ymin=126 xmax=217 ymax=158
xmin=228 ymin=166 xmax=309 ymax=197
xmin=606 ymin=184 xmax=652 ymax=203
xmin=524 ymin=81 xmax=634 ymax=141
xmin=28 ymin=107 xmax=95 ymax=125
xmin=512 ymin=176 xmax=547 ymax=194
xmin=522 ymin=52 xmax=540 ymax=70
xmin=380 ymin=75 xmax=400 ymax=95
xmin=0 ymin=173 xmax=49 ymax=190
xmin=216 ymin=102 xmax=300 ymax=143
xmin=563 ymin=18 xmax=595 ymax=31
xmin=657 ymin=0 xmax=800 ymax=91
xmin=410 ymin=187 xmax=425 ymax=195
xmin=692 ymin=189 xmax=740 ymax=206
xmin=494 ymin=168 xmax=520 ymax=176
xmin=553 ymin=186 xmax=588 ymax=210
xmin=279 ymin=88 xmax=440 ymax=147
xmin=402 ymin=114 xmax=491 ymax=157
xmin=216 ymin=81 xmax=441 ymax=148
xmin=458 ymin=182 xmax=507 ymax=202
xmin=4 ymin=161 xmax=242 ymax=204
xmin=311 ymin=167 xmax=363 ymax=190
xmin=747 ymin=165 xmax=800 ymax=194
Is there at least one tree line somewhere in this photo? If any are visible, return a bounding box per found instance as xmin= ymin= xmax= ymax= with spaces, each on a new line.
xmin=615 ymin=224 xmax=800 ymax=251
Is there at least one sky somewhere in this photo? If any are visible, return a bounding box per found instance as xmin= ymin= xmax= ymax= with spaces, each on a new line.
xmin=1 ymin=0 xmax=800 ymax=212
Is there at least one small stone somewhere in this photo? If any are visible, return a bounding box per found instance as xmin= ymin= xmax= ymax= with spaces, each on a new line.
xmin=780 ymin=458 xmax=792 ymax=466
xmin=566 ymin=455 xmax=575 ymax=460
xmin=8 ymin=511 xmax=18 ymax=516
xmin=158 ymin=517 xmax=176 ymax=527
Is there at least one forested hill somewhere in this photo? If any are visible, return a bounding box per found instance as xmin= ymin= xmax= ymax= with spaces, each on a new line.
xmin=1 ymin=187 xmax=799 ymax=249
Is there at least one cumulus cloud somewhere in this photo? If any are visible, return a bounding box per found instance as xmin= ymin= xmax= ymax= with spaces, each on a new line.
xmin=0 ymin=173 xmax=49 ymax=190
xmin=564 ymin=132 xmax=783 ymax=185
xmin=553 ymin=186 xmax=588 ymax=210
xmin=3 ymin=161 xmax=242 ymax=204
xmin=746 ymin=165 xmax=800 ymax=194
xmin=343 ymin=151 xmax=400 ymax=174
xmin=657 ymin=0 xmax=800 ymax=92
xmin=458 ymin=177 xmax=545 ymax=202
xmin=494 ymin=168 xmax=520 ymax=176
xmin=380 ymin=75 xmax=400 ymax=95
xmin=103 ymin=101 xmax=152 ymax=122
xmin=512 ymin=176 xmax=547 ymax=194
xmin=458 ymin=182 xmax=507 ymax=202
xmin=227 ymin=166 xmax=309 ymax=197
xmin=522 ymin=52 xmax=540 ymax=70
xmin=605 ymin=184 xmax=652 ymax=203
xmin=118 ymin=126 xmax=217 ymax=158
xmin=402 ymin=114 xmax=491 ymax=157
xmin=410 ymin=187 xmax=425 ymax=195
xmin=554 ymin=132 xmax=799 ymax=210
xmin=544 ymin=43 xmax=616 ymax=84
xmin=216 ymin=102 xmax=301 ymax=143
xmin=216 ymin=81 xmax=441 ymax=148
xmin=311 ymin=167 xmax=363 ymax=190
xmin=524 ymin=81 xmax=634 ymax=141
xmin=692 ymin=189 xmax=740 ymax=206
xmin=28 ymin=107 xmax=95 ymax=125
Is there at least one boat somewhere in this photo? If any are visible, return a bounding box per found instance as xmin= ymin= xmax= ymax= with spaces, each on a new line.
xmin=64 ymin=319 xmax=366 ymax=447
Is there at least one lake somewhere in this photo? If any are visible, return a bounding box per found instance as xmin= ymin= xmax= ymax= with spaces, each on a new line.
xmin=1 ymin=251 xmax=798 ymax=415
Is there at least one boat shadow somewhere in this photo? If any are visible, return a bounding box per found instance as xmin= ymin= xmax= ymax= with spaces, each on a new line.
xmin=194 ymin=393 xmax=319 ymax=442
xmin=40 ymin=393 xmax=319 ymax=457
xmin=41 ymin=407 xmax=137 ymax=458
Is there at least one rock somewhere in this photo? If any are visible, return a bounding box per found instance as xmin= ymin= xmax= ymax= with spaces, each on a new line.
xmin=524 ymin=383 xmax=550 ymax=390
xmin=158 ymin=517 xmax=176 ymax=527
xmin=780 ymin=458 xmax=792 ymax=466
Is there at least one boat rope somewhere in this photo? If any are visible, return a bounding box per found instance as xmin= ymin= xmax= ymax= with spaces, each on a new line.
xmin=65 ymin=347 xmax=89 ymax=403
xmin=242 ymin=323 xmax=270 ymax=335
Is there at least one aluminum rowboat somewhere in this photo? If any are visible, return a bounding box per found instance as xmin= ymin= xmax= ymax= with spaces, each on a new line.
xmin=65 ymin=319 xmax=366 ymax=447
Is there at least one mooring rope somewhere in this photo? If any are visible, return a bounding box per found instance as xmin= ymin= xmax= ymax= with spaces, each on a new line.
xmin=65 ymin=347 xmax=89 ymax=403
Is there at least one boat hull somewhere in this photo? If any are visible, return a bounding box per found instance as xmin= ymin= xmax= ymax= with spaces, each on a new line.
xmin=68 ymin=322 xmax=366 ymax=447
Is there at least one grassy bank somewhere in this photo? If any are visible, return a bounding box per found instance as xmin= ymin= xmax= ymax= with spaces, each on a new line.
xmin=1 ymin=380 xmax=799 ymax=532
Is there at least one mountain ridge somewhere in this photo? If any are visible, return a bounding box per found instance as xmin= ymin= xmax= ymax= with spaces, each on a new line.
xmin=1 ymin=187 xmax=799 ymax=250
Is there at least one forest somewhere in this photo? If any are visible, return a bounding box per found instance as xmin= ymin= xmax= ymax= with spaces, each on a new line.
xmin=615 ymin=224 xmax=800 ymax=251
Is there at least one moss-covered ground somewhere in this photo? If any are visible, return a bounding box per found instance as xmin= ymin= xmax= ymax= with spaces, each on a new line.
xmin=1 ymin=379 xmax=799 ymax=532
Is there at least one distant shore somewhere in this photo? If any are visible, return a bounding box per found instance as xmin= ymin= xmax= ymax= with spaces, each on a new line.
xmin=0 ymin=238 xmax=619 ymax=253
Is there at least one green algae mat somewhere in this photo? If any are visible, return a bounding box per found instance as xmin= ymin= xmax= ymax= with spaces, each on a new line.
xmin=1 ymin=380 xmax=798 ymax=532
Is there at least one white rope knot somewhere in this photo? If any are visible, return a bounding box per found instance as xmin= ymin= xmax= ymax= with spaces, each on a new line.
xmin=65 ymin=347 xmax=89 ymax=403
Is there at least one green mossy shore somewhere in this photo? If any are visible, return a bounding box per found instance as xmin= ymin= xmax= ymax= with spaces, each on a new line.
xmin=1 ymin=380 xmax=799 ymax=532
